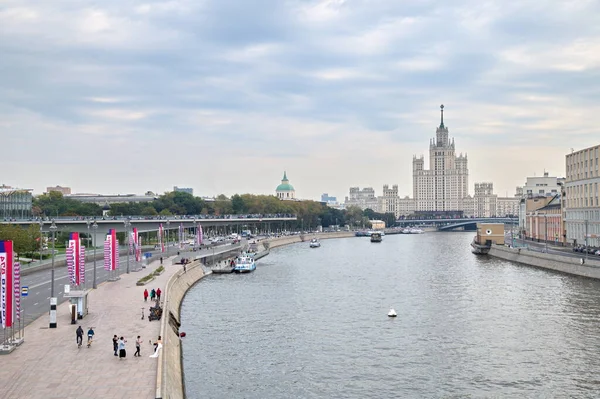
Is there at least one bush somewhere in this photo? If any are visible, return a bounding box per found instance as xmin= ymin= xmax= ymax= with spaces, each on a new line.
xmin=153 ymin=266 xmax=165 ymax=276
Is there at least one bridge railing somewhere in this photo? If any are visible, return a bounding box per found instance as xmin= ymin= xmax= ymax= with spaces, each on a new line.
xmin=1 ymin=214 xmax=298 ymax=223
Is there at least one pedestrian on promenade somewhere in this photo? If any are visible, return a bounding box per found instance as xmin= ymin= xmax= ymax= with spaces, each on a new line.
xmin=134 ymin=336 xmax=142 ymax=357
xmin=143 ymin=289 xmax=148 ymax=302
xmin=113 ymin=335 xmax=118 ymax=356
xmin=160 ymin=257 xmax=163 ymax=265
xmin=183 ymin=263 xmax=187 ymax=273
xmin=150 ymin=288 xmax=156 ymax=301
xmin=76 ymin=326 xmax=84 ymax=347
xmin=118 ymin=337 xmax=127 ymax=359
xmin=87 ymin=327 xmax=95 ymax=347
xmin=156 ymin=288 xmax=162 ymax=301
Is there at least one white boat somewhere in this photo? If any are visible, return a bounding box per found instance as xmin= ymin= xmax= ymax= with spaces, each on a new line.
xmin=309 ymin=238 xmax=321 ymax=248
xmin=233 ymin=253 xmax=256 ymax=273
xmin=408 ymin=228 xmax=424 ymax=234
xmin=388 ymin=308 xmax=397 ymax=318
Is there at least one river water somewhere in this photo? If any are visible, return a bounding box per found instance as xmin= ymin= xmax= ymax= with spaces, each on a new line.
xmin=181 ymin=232 xmax=600 ymax=398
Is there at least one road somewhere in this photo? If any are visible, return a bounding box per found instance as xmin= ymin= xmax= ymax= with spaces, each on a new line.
xmin=18 ymin=241 xmax=244 ymax=328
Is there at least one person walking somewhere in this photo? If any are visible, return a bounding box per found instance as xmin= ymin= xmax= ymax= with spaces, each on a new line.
xmin=113 ymin=335 xmax=119 ymax=356
xmin=150 ymin=288 xmax=156 ymax=302
xmin=134 ymin=336 xmax=142 ymax=357
xmin=143 ymin=289 xmax=148 ymax=302
xmin=87 ymin=327 xmax=95 ymax=348
xmin=76 ymin=326 xmax=84 ymax=348
xmin=156 ymin=288 xmax=162 ymax=302
xmin=118 ymin=337 xmax=127 ymax=360
xmin=160 ymin=257 xmax=163 ymax=265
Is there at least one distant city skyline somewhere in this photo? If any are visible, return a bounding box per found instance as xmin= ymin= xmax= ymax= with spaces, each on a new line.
xmin=2 ymin=1 xmax=597 ymax=200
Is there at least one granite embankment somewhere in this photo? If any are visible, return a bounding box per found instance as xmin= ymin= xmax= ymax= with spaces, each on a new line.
xmin=158 ymin=231 xmax=356 ymax=398
xmin=489 ymin=245 xmax=600 ymax=279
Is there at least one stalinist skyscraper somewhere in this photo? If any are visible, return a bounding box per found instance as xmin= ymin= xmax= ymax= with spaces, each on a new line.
xmin=412 ymin=105 xmax=469 ymax=213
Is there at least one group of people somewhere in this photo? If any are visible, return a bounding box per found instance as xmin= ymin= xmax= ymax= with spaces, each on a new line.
xmin=75 ymin=326 xmax=94 ymax=348
xmin=112 ymin=335 xmax=144 ymax=359
xmin=143 ymin=288 xmax=162 ymax=302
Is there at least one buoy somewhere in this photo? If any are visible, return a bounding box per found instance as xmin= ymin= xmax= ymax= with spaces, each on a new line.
xmin=388 ymin=308 xmax=397 ymax=318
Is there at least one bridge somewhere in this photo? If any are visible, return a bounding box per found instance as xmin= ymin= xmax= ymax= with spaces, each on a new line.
xmin=1 ymin=215 xmax=298 ymax=234
xmin=396 ymin=217 xmax=518 ymax=231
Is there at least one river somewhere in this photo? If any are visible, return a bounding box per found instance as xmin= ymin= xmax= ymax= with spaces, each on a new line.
xmin=181 ymin=232 xmax=600 ymax=398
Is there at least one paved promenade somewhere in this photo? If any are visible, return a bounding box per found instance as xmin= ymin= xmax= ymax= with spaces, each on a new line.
xmin=0 ymin=256 xmax=183 ymax=399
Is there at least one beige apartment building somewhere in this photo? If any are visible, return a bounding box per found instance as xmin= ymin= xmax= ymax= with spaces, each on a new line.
xmin=565 ymin=144 xmax=600 ymax=247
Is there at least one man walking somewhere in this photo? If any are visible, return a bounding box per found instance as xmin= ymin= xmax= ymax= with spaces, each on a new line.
xmin=113 ymin=335 xmax=118 ymax=356
xmin=150 ymin=288 xmax=156 ymax=301
xmin=143 ymin=289 xmax=148 ymax=302
xmin=156 ymin=288 xmax=162 ymax=302
xmin=76 ymin=326 xmax=84 ymax=348
xmin=134 ymin=335 xmax=142 ymax=357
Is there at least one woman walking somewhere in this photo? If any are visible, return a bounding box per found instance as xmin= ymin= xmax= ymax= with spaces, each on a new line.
xmin=118 ymin=337 xmax=127 ymax=360
xmin=143 ymin=289 xmax=148 ymax=302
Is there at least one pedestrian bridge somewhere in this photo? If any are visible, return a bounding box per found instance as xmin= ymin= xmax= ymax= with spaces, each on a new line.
xmin=1 ymin=215 xmax=298 ymax=234
xmin=397 ymin=217 xmax=518 ymax=232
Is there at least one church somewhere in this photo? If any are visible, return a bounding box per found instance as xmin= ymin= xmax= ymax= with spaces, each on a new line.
xmin=275 ymin=171 xmax=296 ymax=200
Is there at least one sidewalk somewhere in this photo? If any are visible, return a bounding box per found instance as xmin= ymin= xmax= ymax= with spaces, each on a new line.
xmin=0 ymin=256 xmax=183 ymax=399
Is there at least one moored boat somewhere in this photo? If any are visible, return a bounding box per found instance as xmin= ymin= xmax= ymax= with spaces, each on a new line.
xmin=233 ymin=253 xmax=256 ymax=273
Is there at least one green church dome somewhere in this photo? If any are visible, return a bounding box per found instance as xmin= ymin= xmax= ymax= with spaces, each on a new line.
xmin=276 ymin=171 xmax=295 ymax=192
xmin=276 ymin=183 xmax=295 ymax=191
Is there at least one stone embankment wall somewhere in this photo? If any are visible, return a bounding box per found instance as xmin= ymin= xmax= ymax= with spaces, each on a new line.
xmin=489 ymin=245 xmax=600 ymax=279
xmin=156 ymin=260 xmax=209 ymax=399
xmin=264 ymin=231 xmax=355 ymax=250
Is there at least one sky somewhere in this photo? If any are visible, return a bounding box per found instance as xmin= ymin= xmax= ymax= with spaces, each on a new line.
xmin=1 ymin=0 xmax=599 ymax=201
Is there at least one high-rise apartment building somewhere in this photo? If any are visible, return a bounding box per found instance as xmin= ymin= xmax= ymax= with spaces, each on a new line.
xmin=345 ymin=187 xmax=377 ymax=210
xmin=413 ymin=105 xmax=469 ymax=213
xmin=46 ymin=185 xmax=72 ymax=195
xmin=564 ymin=144 xmax=600 ymax=247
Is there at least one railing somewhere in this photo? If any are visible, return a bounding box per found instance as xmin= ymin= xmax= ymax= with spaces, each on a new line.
xmin=1 ymin=214 xmax=297 ymax=222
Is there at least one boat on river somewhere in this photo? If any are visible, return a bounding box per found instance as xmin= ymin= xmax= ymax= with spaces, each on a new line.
xmin=309 ymin=238 xmax=321 ymax=248
xmin=233 ymin=253 xmax=256 ymax=273
xmin=370 ymin=232 xmax=382 ymax=243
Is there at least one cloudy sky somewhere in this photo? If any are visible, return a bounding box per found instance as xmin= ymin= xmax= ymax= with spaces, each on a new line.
xmin=1 ymin=0 xmax=599 ymax=200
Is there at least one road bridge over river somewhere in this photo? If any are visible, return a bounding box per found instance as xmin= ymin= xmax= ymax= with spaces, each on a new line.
xmin=396 ymin=217 xmax=518 ymax=231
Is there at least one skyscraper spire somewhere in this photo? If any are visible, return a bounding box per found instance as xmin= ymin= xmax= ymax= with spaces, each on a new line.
xmin=440 ymin=104 xmax=444 ymax=128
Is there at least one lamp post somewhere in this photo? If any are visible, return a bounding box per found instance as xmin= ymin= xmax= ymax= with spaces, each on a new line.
xmin=39 ymin=221 xmax=43 ymax=263
xmin=124 ymin=217 xmax=131 ymax=274
xmin=544 ymin=214 xmax=548 ymax=253
xmin=92 ymin=221 xmax=98 ymax=289
xmin=86 ymin=220 xmax=91 ymax=287
xmin=193 ymin=218 xmax=197 ymax=249
xmin=166 ymin=220 xmax=171 ymax=256
xmin=49 ymin=220 xmax=57 ymax=328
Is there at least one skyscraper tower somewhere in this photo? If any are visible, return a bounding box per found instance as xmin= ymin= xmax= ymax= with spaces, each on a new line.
xmin=413 ymin=105 xmax=469 ymax=212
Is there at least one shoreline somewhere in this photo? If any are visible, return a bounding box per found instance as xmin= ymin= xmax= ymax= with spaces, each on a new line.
xmin=162 ymin=231 xmax=356 ymax=398
xmin=487 ymin=245 xmax=600 ymax=279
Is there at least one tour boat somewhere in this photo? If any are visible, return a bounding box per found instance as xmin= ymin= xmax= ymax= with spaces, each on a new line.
xmin=233 ymin=253 xmax=256 ymax=273
xmin=388 ymin=308 xmax=397 ymax=318
xmin=370 ymin=232 xmax=382 ymax=243
xmin=309 ymin=238 xmax=321 ymax=248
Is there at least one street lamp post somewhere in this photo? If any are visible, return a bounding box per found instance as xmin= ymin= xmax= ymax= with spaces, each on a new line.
xmin=544 ymin=214 xmax=548 ymax=253
xmin=49 ymin=220 xmax=57 ymax=328
xmin=92 ymin=221 xmax=98 ymax=289
xmin=166 ymin=220 xmax=171 ymax=256
xmin=124 ymin=218 xmax=131 ymax=274
xmin=39 ymin=221 xmax=43 ymax=263
xmin=86 ymin=220 xmax=91 ymax=288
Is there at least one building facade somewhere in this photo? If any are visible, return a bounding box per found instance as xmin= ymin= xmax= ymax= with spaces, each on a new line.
xmin=67 ymin=193 xmax=157 ymax=206
xmin=413 ymin=105 xmax=469 ymax=213
xmin=345 ymin=187 xmax=377 ymax=210
xmin=0 ymin=186 xmax=33 ymax=219
xmin=173 ymin=186 xmax=194 ymax=195
xmin=525 ymin=195 xmax=563 ymax=244
xmin=321 ymin=193 xmax=337 ymax=203
xmin=276 ymin=171 xmax=296 ymax=200
xmin=564 ymin=144 xmax=600 ymax=247
xmin=46 ymin=185 xmax=72 ymax=195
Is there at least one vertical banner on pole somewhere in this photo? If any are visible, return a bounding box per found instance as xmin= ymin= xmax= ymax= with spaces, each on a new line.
xmin=132 ymin=227 xmax=141 ymax=262
xmin=67 ymin=232 xmax=84 ymax=286
xmin=13 ymin=262 xmax=20 ymax=321
xmin=197 ymin=224 xmax=203 ymax=246
xmin=159 ymin=224 xmax=165 ymax=253
xmin=104 ymin=229 xmax=120 ymax=271
xmin=0 ymin=240 xmax=14 ymax=329
xmin=179 ymin=223 xmax=183 ymax=248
